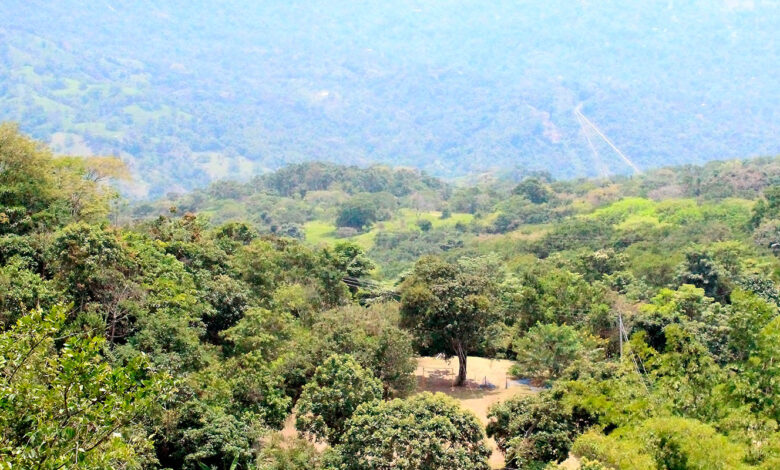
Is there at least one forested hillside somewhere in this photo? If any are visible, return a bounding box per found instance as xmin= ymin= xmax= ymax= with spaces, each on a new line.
xmin=3 ymin=126 xmax=780 ymax=469
xmin=3 ymin=0 xmax=779 ymax=195
xmin=142 ymin=157 xmax=780 ymax=278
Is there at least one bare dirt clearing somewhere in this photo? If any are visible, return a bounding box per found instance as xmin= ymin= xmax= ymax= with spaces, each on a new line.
xmin=414 ymin=356 xmax=535 ymax=469
xmin=280 ymin=356 xmax=579 ymax=468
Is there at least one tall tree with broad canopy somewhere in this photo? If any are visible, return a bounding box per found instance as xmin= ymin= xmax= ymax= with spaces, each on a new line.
xmin=399 ymin=255 xmax=500 ymax=386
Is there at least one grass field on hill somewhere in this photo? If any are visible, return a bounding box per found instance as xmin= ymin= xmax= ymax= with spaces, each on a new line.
xmin=303 ymin=209 xmax=474 ymax=249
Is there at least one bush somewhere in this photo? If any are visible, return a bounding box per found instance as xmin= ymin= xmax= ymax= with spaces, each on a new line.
xmin=572 ymin=417 xmax=751 ymax=470
xmin=328 ymin=392 xmax=491 ymax=470
xmin=487 ymin=392 xmax=592 ymax=468
xmin=511 ymin=323 xmax=603 ymax=383
xmin=416 ymin=219 xmax=433 ymax=231
xmin=295 ymin=354 xmax=383 ymax=444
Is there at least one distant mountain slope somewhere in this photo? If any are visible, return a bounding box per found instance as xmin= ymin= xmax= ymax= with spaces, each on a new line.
xmin=2 ymin=0 xmax=779 ymax=196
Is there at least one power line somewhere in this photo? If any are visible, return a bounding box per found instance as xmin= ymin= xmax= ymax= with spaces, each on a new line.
xmin=342 ymin=277 xmax=401 ymax=300
xmin=617 ymin=311 xmax=651 ymax=392
xmin=575 ymin=109 xmax=609 ymax=178
xmin=575 ymin=104 xmax=642 ymax=175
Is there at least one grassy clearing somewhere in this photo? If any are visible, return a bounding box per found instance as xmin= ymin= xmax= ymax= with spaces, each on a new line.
xmin=72 ymin=122 xmax=124 ymax=139
xmin=303 ymin=210 xmax=474 ymax=250
xmin=123 ymin=104 xmax=171 ymax=124
xmin=51 ymin=78 xmax=82 ymax=97
xmin=33 ymin=94 xmax=72 ymax=113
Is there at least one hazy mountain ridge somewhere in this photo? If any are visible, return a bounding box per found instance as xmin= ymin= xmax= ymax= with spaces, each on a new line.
xmin=2 ymin=0 xmax=779 ymax=196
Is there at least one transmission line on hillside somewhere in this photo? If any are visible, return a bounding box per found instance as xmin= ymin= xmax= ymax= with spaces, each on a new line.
xmin=575 ymin=110 xmax=609 ymax=178
xmin=575 ymin=104 xmax=642 ymax=175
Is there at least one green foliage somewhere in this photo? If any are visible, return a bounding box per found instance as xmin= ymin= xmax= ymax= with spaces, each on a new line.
xmin=730 ymin=316 xmax=780 ymax=421
xmin=277 ymin=303 xmax=416 ymax=402
xmin=487 ymin=391 xmax=592 ymax=468
xmin=512 ymin=323 xmax=604 ymax=382
xmin=335 ymin=193 xmax=396 ymax=231
xmin=578 ymin=458 xmax=609 ymax=470
xmin=322 ymin=242 xmax=375 ymax=278
xmin=513 ymin=178 xmax=553 ymax=204
xmin=726 ymin=290 xmax=778 ymax=362
xmin=0 ymin=123 xmax=57 ymax=228
xmin=223 ymin=308 xmax=294 ymax=359
xmin=326 ymin=392 xmax=491 ymax=470
xmin=201 ymin=274 xmax=251 ymax=341
xmin=750 ymin=186 xmax=780 ymax=228
xmin=574 ymin=248 xmax=627 ymax=282
xmin=369 ymin=228 xmax=464 ymax=278
xmin=3 ymin=130 xmax=780 ymax=470
xmin=0 ymin=257 xmax=58 ymax=328
xmin=0 ymin=306 xmax=170 ymax=469
xmin=675 ymin=248 xmax=732 ymax=304
xmin=502 ymin=267 xmax=610 ymax=332
xmin=336 ymin=202 xmax=377 ymax=231
xmin=0 ymin=124 xmax=120 ymax=233
xmin=236 ymin=237 xmax=349 ymax=308
xmin=172 ymin=400 xmax=259 ymax=470
xmin=631 ymin=284 xmax=717 ymax=353
xmin=50 ymin=222 xmax=130 ymax=308
xmin=574 ymin=417 xmax=753 ymax=470
xmin=296 ymin=354 xmax=383 ymax=444
xmin=572 ymin=429 xmax=659 ymax=470
xmin=416 ymin=218 xmax=433 ymax=232
xmin=258 ymin=433 xmax=322 ymax=470
xmin=400 ymin=255 xmax=500 ymax=385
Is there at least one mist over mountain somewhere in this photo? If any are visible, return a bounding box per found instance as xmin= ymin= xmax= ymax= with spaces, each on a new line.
xmin=2 ymin=0 xmax=778 ymax=196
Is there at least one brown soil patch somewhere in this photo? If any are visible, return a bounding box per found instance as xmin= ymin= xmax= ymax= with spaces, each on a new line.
xmin=414 ymin=356 xmax=535 ymax=469
xmin=279 ymin=356 xmax=572 ymax=469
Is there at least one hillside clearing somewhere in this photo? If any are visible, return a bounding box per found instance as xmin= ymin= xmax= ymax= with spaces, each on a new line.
xmin=414 ymin=356 xmax=534 ymax=469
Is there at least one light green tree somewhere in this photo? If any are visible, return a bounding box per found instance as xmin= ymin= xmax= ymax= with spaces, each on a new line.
xmin=0 ymin=306 xmax=170 ymax=469
xmin=512 ymin=323 xmax=603 ymax=382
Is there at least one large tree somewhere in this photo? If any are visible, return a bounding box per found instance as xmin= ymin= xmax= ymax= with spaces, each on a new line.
xmin=399 ymin=256 xmax=499 ymax=386
xmin=336 ymin=198 xmax=378 ymax=230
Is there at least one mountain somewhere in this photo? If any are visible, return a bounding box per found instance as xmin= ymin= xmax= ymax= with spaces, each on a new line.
xmin=2 ymin=0 xmax=779 ymax=196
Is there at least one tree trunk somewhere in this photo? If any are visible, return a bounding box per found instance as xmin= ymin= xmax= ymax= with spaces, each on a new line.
xmin=454 ymin=341 xmax=467 ymax=386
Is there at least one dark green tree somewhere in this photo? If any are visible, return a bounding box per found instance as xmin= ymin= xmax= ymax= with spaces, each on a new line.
xmin=336 ymin=199 xmax=378 ymax=230
xmin=487 ymin=392 xmax=592 ymax=468
xmin=675 ymin=248 xmax=731 ymax=304
xmin=512 ymin=178 xmax=552 ymax=204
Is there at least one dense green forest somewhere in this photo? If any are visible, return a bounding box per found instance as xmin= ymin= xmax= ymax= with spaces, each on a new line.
xmin=3 ymin=125 xmax=780 ymax=469
xmin=3 ymin=0 xmax=779 ymax=195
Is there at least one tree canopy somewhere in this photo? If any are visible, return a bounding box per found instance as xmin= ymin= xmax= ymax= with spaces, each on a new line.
xmin=400 ymin=256 xmax=499 ymax=385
